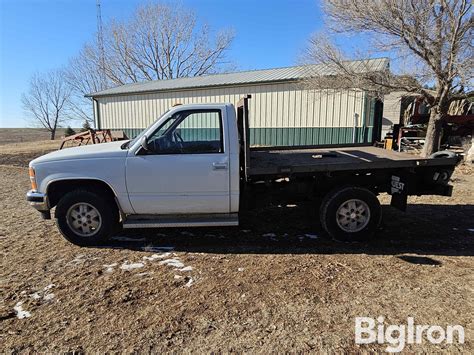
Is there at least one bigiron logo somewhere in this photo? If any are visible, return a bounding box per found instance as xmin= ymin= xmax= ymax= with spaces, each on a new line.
xmin=355 ymin=316 xmax=465 ymax=352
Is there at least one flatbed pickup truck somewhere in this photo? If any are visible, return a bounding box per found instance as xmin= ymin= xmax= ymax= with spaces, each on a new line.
xmin=27 ymin=96 xmax=460 ymax=245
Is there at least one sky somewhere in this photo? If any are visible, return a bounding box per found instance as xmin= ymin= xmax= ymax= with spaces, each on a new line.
xmin=0 ymin=0 xmax=362 ymax=128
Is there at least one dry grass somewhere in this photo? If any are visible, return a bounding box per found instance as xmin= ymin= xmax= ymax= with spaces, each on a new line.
xmin=0 ymin=140 xmax=60 ymax=155
xmin=0 ymin=129 xmax=71 ymax=166
xmin=0 ymin=140 xmax=60 ymax=167
xmin=0 ymin=137 xmax=473 ymax=353
xmin=0 ymin=128 xmax=67 ymax=146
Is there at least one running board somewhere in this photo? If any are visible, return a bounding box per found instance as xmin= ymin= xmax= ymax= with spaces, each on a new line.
xmin=123 ymin=213 xmax=239 ymax=229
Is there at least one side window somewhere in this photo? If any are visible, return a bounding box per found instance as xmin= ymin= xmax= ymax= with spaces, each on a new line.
xmin=147 ymin=109 xmax=223 ymax=154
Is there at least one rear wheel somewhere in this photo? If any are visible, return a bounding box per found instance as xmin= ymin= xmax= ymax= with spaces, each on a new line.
xmin=55 ymin=189 xmax=119 ymax=246
xmin=320 ymin=186 xmax=382 ymax=242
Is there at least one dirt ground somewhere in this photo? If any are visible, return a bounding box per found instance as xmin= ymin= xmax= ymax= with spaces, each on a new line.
xmin=0 ymin=136 xmax=473 ymax=353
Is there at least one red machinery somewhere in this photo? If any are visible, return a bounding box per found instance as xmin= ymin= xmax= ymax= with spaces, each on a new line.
xmin=60 ymin=129 xmax=128 ymax=150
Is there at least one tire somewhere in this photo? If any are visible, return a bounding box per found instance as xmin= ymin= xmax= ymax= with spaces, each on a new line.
xmin=429 ymin=150 xmax=456 ymax=159
xmin=320 ymin=186 xmax=382 ymax=242
xmin=55 ymin=189 xmax=119 ymax=246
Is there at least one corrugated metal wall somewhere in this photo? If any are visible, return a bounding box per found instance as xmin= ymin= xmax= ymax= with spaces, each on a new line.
xmin=96 ymin=82 xmax=375 ymax=146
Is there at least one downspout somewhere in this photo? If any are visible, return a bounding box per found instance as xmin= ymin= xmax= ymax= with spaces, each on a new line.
xmin=352 ymin=113 xmax=359 ymax=143
xmin=361 ymin=92 xmax=367 ymax=143
xmin=93 ymin=98 xmax=101 ymax=130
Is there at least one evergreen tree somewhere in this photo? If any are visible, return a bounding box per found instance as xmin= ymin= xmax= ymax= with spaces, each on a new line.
xmin=65 ymin=126 xmax=76 ymax=136
xmin=81 ymin=121 xmax=92 ymax=132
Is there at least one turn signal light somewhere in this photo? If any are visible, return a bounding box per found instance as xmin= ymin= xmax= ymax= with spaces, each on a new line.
xmin=29 ymin=167 xmax=37 ymax=190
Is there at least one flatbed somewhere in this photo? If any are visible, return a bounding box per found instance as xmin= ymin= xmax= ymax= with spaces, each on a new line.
xmin=248 ymin=146 xmax=459 ymax=177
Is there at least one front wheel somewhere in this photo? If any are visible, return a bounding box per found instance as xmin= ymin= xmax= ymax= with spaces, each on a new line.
xmin=55 ymin=189 xmax=119 ymax=246
xmin=320 ymin=186 xmax=382 ymax=242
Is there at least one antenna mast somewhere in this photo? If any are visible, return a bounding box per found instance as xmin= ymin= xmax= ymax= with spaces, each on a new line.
xmin=96 ymin=0 xmax=106 ymax=88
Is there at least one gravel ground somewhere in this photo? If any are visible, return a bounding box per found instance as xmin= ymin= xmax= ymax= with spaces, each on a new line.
xmin=0 ymin=142 xmax=473 ymax=353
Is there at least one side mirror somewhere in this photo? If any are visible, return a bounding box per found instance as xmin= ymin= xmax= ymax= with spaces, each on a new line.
xmin=140 ymin=135 xmax=149 ymax=151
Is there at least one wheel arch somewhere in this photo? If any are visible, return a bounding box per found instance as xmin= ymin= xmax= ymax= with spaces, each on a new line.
xmin=47 ymin=178 xmax=119 ymax=210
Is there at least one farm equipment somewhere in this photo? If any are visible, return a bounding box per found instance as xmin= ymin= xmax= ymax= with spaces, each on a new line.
xmin=60 ymin=129 xmax=128 ymax=150
xmin=387 ymin=96 xmax=474 ymax=153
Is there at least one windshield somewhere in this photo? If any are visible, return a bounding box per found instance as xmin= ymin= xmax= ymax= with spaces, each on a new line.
xmin=121 ymin=109 xmax=170 ymax=149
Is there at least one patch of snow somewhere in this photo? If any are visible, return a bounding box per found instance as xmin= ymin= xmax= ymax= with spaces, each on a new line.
xmin=43 ymin=284 xmax=55 ymax=291
xmin=29 ymin=292 xmax=41 ymax=300
xmin=103 ymin=263 xmax=118 ymax=273
xmin=468 ymin=229 xmax=474 ymax=232
xmin=174 ymin=275 xmax=183 ymax=279
xmin=241 ymin=230 xmax=251 ymax=233
xmin=142 ymin=246 xmax=174 ymax=252
xmin=156 ymin=233 xmax=168 ymax=237
xmin=286 ymin=204 xmax=297 ymax=208
xmin=160 ymin=258 xmax=185 ymax=269
xmin=120 ymin=262 xmax=145 ymax=271
xmin=136 ymin=272 xmax=150 ymax=277
xmin=238 ymin=267 xmax=244 ymax=272
xmin=181 ymin=231 xmax=195 ymax=236
xmin=13 ymin=302 xmax=31 ymax=319
xmin=179 ymin=266 xmax=193 ymax=272
xmin=262 ymin=233 xmax=277 ymax=237
xmin=143 ymin=252 xmax=171 ymax=261
xmin=304 ymin=234 xmax=318 ymax=240
xmin=43 ymin=293 xmax=55 ymax=301
xmin=104 ymin=263 xmax=118 ymax=267
xmin=69 ymin=255 xmax=86 ymax=264
xmin=184 ymin=277 xmax=194 ymax=287
xmin=205 ymin=233 xmax=216 ymax=237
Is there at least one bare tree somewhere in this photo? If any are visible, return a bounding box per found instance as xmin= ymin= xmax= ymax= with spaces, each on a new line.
xmin=64 ymin=44 xmax=109 ymax=124
xmin=304 ymin=0 xmax=473 ymax=157
xmin=65 ymin=2 xmax=234 ymax=123
xmin=104 ymin=3 xmax=234 ymax=82
xmin=22 ymin=71 xmax=72 ymax=140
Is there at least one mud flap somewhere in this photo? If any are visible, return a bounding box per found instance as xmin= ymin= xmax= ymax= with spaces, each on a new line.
xmin=390 ymin=175 xmax=408 ymax=211
xmin=391 ymin=193 xmax=407 ymax=211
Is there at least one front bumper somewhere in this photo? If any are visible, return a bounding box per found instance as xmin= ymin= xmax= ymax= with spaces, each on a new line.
xmin=26 ymin=190 xmax=50 ymax=216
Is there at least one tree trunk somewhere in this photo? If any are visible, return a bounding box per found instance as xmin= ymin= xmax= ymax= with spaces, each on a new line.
xmin=466 ymin=129 xmax=474 ymax=165
xmin=421 ymin=106 xmax=445 ymax=157
xmin=50 ymin=129 xmax=56 ymax=140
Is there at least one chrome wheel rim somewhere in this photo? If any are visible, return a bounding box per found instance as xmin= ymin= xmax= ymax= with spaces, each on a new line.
xmin=66 ymin=202 xmax=102 ymax=237
xmin=336 ymin=199 xmax=370 ymax=233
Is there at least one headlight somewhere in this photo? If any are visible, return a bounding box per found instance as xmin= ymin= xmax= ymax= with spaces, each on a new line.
xmin=29 ymin=167 xmax=37 ymax=190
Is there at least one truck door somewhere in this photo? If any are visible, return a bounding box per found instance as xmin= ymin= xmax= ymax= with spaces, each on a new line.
xmin=125 ymin=108 xmax=230 ymax=215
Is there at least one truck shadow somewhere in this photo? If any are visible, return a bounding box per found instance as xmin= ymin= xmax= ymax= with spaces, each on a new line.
xmin=104 ymin=203 xmax=474 ymax=257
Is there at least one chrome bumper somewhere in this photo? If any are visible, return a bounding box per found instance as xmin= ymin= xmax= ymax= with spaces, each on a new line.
xmin=26 ymin=190 xmax=49 ymax=211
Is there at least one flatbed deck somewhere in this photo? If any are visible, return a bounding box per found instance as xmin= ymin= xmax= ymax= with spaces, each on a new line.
xmin=248 ymin=146 xmax=458 ymax=177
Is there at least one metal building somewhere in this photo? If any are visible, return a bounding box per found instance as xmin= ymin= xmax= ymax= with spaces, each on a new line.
xmin=88 ymin=59 xmax=388 ymax=147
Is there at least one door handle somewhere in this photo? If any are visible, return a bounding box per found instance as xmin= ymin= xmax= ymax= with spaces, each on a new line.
xmin=212 ymin=162 xmax=228 ymax=170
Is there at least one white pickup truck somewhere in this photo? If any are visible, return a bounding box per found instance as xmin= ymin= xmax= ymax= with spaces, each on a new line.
xmin=27 ymin=96 xmax=459 ymax=246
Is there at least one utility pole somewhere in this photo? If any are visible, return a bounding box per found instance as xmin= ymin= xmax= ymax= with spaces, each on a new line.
xmin=96 ymin=0 xmax=106 ymax=89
